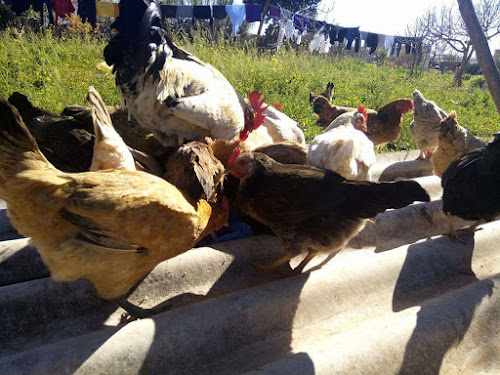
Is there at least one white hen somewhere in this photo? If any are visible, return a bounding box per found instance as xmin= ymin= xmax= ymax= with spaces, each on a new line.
xmin=308 ymin=107 xmax=376 ymax=181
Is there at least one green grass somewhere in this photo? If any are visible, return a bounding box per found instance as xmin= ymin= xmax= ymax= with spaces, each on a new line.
xmin=1 ymin=29 xmax=499 ymax=151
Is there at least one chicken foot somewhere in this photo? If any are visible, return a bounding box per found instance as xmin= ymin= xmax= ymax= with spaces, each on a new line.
xmin=282 ymin=250 xmax=318 ymax=277
xmin=249 ymin=254 xmax=292 ymax=273
xmin=109 ymin=297 xmax=154 ymax=320
xmin=446 ymin=213 xmax=484 ymax=243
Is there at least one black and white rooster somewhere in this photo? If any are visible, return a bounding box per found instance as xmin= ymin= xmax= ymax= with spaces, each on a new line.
xmin=104 ymin=0 xmax=251 ymax=147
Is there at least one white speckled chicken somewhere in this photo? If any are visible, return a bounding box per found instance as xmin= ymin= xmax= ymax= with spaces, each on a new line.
xmin=308 ymin=107 xmax=376 ymax=181
xmin=409 ymin=89 xmax=448 ymax=160
xmin=104 ymin=0 xmax=248 ymax=147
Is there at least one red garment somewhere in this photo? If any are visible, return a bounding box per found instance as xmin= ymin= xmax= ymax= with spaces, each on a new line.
xmin=52 ymin=0 xmax=75 ymax=19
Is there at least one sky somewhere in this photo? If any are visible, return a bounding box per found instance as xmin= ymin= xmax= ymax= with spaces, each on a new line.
xmin=316 ymin=0 xmax=500 ymax=52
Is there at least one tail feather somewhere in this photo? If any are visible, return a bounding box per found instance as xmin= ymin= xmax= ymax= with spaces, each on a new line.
xmin=0 ymin=100 xmax=48 ymax=180
xmin=345 ymin=179 xmax=430 ymax=218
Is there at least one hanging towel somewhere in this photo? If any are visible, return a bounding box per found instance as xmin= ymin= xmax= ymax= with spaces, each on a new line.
xmin=385 ymin=35 xmax=395 ymax=56
xmin=53 ymin=0 xmax=75 ymax=19
xmin=268 ymin=5 xmax=280 ymax=19
xmin=245 ymin=4 xmax=262 ymax=22
xmin=176 ymin=5 xmax=193 ymax=19
xmin=365 ymin=32 xmax=378 ymax=54
xmin=345 ymin=27 xmax=359 ymax=50
xmin=161 ymin=5 xmax=177 ymax=18
xmin=225 ymin=5 xmax=246 ymax=36
xmin=212 ymin=5 xmax=227 ymax=20
xmin=193 ymin=5 xmax=211 ymax=20
xmin=78 ymin=0 xmax=96 ymax=27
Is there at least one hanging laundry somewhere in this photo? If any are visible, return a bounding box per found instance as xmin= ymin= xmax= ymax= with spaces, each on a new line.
xmin=394 ymin=36 xmax=404 ymax=56
xmin=328 ymin=25 xmax=338 ymax=43
xmin=309 ymin=27 xmax=326 ymax=53
xmin=34 ymin=0 xmax=55 ymax=25
xmin=377 ymin=33 xmax=386 ymax=49
xmin=293 ymin=13 xmax=307 ymax=32
xmin=285 ymin=19 xmax=294 ymax=38
xmin=337 ymin=27 xmax=347 ymax=45
xmin=360 ymin=31 xmax=368 ymax=47
xmin=78 ymin=0 xmax=96 ymax=27
xmin=176 ymin=5 xmax=193 ymax=19
xmin=365 ymin=32 xmax=379 ymax=55
xmin=193 ymin=6 xmax=211 ymax=20
xmin=52 ymin=0 xmax=75 ymax=20
xmin=345 ymin=27 xmax=359 ymax=51
xmin=319 ymin=36 xmax=331 ymax=54
xmin=212 ymin=5 xmax=227 ymax=20
xmin=161 ymin=5 xmax=176 ymax=18
xmin=225 ymin=4 xmax=246 ymax=36
xmin=268 ymin=5 xmax=280 ymax=20
xmin=245 ymin=4 xmax=262 ymax=23
xmin=96 ymin=1 xmax=118 ymax=19
xmin=385 ymin=35 xmax=395 ymax=56
xmin=277 ymin=23 xmax=285 ymax=49
xmin=280 ymin=8 xmax=291 ymax=23
xmin=5 ymin=0 xmax=32 ymax=15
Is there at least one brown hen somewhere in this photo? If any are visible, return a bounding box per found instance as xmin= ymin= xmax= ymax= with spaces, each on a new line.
xmin=0 ymin=100 xmax=227 ymax=315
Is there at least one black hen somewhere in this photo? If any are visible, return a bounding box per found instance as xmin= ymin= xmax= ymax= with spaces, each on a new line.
xmin=8 ymin=92 xmax=95 ymax=172
xmin=442 ymin=134 xmax=500 ymax=235
xmin=104 ymin=0 xmax=247 ymax=147
xmin=228 ymin=152 xmax=430 ymax=274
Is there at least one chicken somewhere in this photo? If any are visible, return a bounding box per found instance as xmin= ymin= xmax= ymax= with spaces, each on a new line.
xmin=8 ymin=92 xmax=95 ymax=173
xmin=308 ymin=107 xmax=376 ymax=181
xmin=309 ymin=86 xmax=413 ymax=146
xmin=431 ymin=111 xmax=486 ymax=177
xmin=257 ymin=104 xmax=306 ymax=146
xmin=88 ymin=86 xmax=137 ymax=172
xmin=62 ymin=104 xmax=166 ymax=160
xmin=254 ymin=142 xmax=308 ymax=165
xmin=208 ymin=91 xmax=270 ymax=167
xmin=409 ymin=89 xmax=448 ymax=160
xmin=227 ymin=152 xmax=430 ymax=274
xmin=104 ymin=0 xmax=249 ymax=147
xmin=0 ymin=100 xmax=228 ymax=314
xmin=442 ymin=134 xmax=500 ymax=239
xmin=163 ymin=141 xmax=225 ymax=203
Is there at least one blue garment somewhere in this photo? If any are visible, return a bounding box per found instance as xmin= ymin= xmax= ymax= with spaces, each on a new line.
xmin=293 ymin=13 xmax=306 ymax=32
xmin=245 ymin=4 xmax=261 ymax=22
xmin=225 ymin=4 xmax=246 ymax=36
xmin=161 ymin=5 xmax=177 ymax=19
xmin=196 ymin=211 xmax=254 ymax=247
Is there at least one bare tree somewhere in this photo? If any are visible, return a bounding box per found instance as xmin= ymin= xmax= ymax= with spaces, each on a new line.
xmin=405 ymin=9 xmax=437 ymax=76
xmin=430 ymin=0 xmax=500 ymax=86
xmin=458 ymin=0 xmax=500 ymax=114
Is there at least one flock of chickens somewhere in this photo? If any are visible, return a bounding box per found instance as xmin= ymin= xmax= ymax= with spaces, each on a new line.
xmin=0 ymin=0 xmax=499 ymax=318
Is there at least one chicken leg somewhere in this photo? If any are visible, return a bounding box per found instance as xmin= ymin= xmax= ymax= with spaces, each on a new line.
xmin=250 ymin=254 xmax=292 ymax=272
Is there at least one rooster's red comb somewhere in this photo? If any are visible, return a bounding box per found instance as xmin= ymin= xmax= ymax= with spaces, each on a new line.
xmin=357 ymin=105 xmax=368 ymax=123
xmin=273 ymin=102 xmax=283 ymax=111
xmin=228 ymin=146 xmax=242 ymax=166
xmin=248 ymin=91 xmax=269 ymax=130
